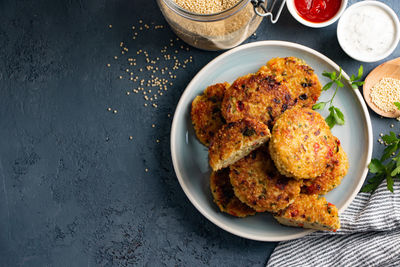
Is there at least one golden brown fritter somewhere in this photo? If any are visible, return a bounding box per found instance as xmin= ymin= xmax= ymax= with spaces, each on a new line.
xmin=221 ymin=72 xmax=296 ymax=128
xmin=209 ymin=118 xmax=271 ymax=171
xmin=191 ymin=82 xmax=229 ymax=146
xmin=302 ymin=143 xmax=349 ymax=195
xmin=229 ymin=147 xmax=302 ymax=213
xmin=274 ymin=194 xmax=340 ymax=231
xmin=258 ymin=57 xmax=321 ymax=108
xmin=269 ymin=108 xmax=337 ymax=180
xmin=210 ymin=168 xmax=256 ymax=217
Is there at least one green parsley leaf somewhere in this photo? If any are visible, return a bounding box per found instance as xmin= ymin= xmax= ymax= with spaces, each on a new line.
xmin=334 ymin=79 xmax=344 ymax=88
xmin=322 ymin=81 xmax=333 ymax=91
xmin=357 ymin=65 xmax=364 ymax=80
xmin=361 ymin=183 xmax=378 ymax=193
xmin=368 ymin=172 xmax=386 ymax=183
xmin=333 ymin=107 xmax=345 ymax=125
xmin=361 ymin=173 xmax=385 ymax=193
xmin=320 ymin=65 xmax=363 ymax=129
xmin=387 ymin=175 xmax=394 ymax=192
xmin=325 ymin=111 xmax=336 ymax=128
xmin=322 ymin=71 xmax=336 ymax=80
xmin=381 ymin=144 xmax=397 ymax=162
xmin=394 ymin=102 xmax=400 ymax=110
xmin=312 ymin=102 xmax=326 ymax=110
xmin=368 ymin=158 xmax=386 ymax=173
xmin=322 ymin=71 xmax=332 ymax=79
xmin=353 ymin=81 xmax=365 ymax=86
xmin=382 ymin=131 xmax=398 ymax=144
xmin=391 ymin=165 xmax=400 ymax=176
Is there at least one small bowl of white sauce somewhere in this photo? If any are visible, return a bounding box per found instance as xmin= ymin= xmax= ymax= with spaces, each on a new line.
xmin=337 ymin=1 xmax=400 ymax=62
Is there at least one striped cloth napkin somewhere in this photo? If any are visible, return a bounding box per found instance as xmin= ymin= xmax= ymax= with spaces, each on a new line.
xmin=267 ymin=180 xmax=400 ymax=267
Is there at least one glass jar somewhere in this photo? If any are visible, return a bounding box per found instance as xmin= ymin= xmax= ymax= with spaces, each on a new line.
xmin=157 ymin=0 xmax=263 ymax=51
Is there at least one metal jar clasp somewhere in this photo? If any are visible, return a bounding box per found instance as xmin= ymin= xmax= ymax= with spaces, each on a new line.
xmin=251 ymin=0 xmax=286 ymax=24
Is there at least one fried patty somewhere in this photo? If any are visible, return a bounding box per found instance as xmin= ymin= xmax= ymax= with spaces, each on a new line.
xmin=209 ymin=118 xmax=271 ymax=171
xmin=302 ymin=143 xmax=349 ymax=195
xmin=269 ymin=108 xmax=337 ymax=180
xmin=221 ymin=72 xmax=296 ymax=128
xmin=210 ymin=168 xmax=256 ymax=217
xmin=191 ymin=82 xmax=229 ymax=146
xmin=229 ymin=146 xmax=302 ymax=213
xmin=274 ymin=194 xmax=340 ymax=231
xmin=258 ymin=57 xmax=321 ymax=108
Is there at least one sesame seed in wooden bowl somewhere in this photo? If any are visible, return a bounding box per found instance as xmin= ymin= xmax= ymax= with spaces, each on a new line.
xmin=363 ymin=57 xmax=400 ymax=118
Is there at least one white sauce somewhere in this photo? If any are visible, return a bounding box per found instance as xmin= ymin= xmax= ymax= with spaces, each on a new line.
xmin=340 ymin=5 xmax=396 ymax=59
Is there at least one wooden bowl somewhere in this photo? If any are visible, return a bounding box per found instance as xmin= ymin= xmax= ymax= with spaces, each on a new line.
xmin=363 ymin=57 xmax=400 ymax=118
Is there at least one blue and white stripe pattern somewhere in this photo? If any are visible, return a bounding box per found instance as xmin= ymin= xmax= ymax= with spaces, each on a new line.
xmin=267 ymin=180 xmax=400 ymax=267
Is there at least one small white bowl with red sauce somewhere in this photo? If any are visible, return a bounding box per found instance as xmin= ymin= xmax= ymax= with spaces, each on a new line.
xmin=286 ymin=0 xmax=348 ymax=28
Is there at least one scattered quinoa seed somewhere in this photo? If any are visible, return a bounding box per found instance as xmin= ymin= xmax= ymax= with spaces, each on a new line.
xmin=106 ymin=21 xmax=194 ymax=128
xmin=129 ymin=136 xmax=133 ymax=140
xmin=391 ymin=124 xmax=394 ymax=128
xmin=108 ymin=24 xmax=112 ymax=28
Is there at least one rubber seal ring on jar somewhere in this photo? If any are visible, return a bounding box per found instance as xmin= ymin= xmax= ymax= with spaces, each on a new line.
xmin=251 ymin=0 xmax=286 ymax=23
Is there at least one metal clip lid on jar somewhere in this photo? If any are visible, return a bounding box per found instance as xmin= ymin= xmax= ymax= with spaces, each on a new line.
xmin=157 ymin=0 xmax=286 ymax=50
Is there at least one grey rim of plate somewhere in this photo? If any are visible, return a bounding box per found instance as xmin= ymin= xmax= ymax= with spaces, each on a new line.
xmin=170 ymin=41 xmax=373 ymax=242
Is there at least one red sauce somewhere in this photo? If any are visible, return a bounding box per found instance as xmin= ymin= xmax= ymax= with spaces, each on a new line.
xmin=294 ymin=0 xmax=341 ymax=23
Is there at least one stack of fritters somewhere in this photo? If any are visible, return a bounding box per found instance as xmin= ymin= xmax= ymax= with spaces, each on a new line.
xmin=190 ymin=57 xmax=347 ymax=231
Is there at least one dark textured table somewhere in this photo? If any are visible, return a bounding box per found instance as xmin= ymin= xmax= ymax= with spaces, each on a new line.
xmin=1 ymin=0 xmax=399 ymax=266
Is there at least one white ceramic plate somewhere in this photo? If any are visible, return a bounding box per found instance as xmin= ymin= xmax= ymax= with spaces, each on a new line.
xmin=170 ymin=41 xmax=372 ymax=241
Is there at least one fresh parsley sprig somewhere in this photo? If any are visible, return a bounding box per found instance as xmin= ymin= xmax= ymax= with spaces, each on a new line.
xmin=362 ymin=102 xmax=400 ymax=193
xmin=312 ymin=65 xmax=364 ymax=128
xmin=362 ymin=131 xmax=400 ymax=193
